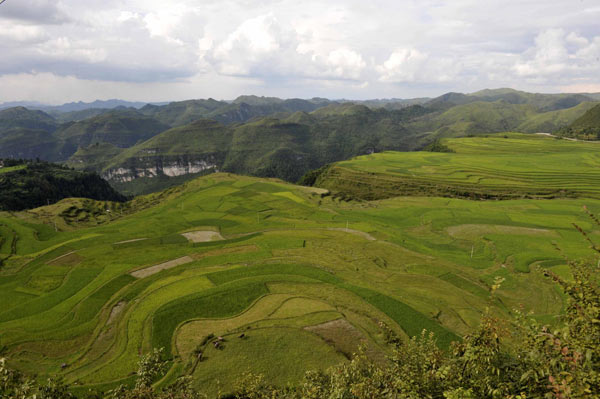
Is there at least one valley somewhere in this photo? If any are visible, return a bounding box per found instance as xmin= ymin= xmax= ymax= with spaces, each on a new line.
xmin=1 ymin=134 xmax=598 ymax=396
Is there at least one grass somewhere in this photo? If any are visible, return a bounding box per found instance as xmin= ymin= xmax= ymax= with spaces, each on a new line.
xmin=192 ymin=327 xmax=346 ymax=396
xmin=0 ymin=135 xmax=599 ymax=392
xmin=0 ymin=164 xmax=26 ymax=174
xmin=315 ymin=133 xmax=600 ymax=200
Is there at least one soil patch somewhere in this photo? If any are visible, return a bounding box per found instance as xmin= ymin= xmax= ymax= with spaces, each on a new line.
xmin=107 ymin=301 xmax=127 ymax=325
xmin=130 ymin=256 xmax=194 ymax=278
xmin=47 ymin=251 xmax=83 ymax=267
xmin=182 ymin=231 xmax=224 ymax=243
xmin=305 ymin=318 xmax=369 ymax=359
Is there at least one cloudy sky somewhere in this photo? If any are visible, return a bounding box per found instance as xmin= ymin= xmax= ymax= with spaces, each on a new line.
xmin=1 ymin=0 xmax=599 ymax=104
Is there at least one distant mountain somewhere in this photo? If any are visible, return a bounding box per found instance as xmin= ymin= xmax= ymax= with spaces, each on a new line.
xmin=0 ymin=107 xmax=57 ymax=133
xmin=87 ymin=104 xmax=433 ymax=195
xmin=0 ymin=101 xmax=47 ymax=110
xmin=138 ymin=99 xmax=229 ymax=126
xmin=0 ymin=159 xmax=126 ymax=211
xmin=39 ymin=99 xmax=159 ymax=113
xmin=427 ymin=88 xmax=595 ymax=112
xmin=517 ymin=101 xmax=598 ymax=133
xmin=0 ymin=128 xmax=65 ymax=161
xmin=557 ymin=103 xmax=600 ymax=139
xmin=0 ymin=108 xmax=170 ymax=162
xmin=139 ymin=97 xmax=333 ymax=127
xmin=54 ymin=109 xmax=170 ymax=152
xmin=1 ymin=90 xmax=598 ymax=195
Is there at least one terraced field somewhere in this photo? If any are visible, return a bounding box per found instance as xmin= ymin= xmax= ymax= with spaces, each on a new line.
xmin=1 ymin=134 xmax=599 ymax=394
xmin=315 ymin=133 xmax=600 ymax=200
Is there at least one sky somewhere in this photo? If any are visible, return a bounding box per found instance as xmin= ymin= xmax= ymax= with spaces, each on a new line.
xmin=0 ymin=0 xmax=599 ymax=104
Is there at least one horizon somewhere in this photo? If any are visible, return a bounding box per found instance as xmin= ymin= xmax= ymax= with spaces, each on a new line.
xmin=3 ymin=87 xmax=600 ymax=108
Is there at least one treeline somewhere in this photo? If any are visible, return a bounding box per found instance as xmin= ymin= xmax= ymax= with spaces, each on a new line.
xmin=2 ymin=226 xmax=599 ymax=398
xmin=0 ymin=159 xmax=126 ymax=211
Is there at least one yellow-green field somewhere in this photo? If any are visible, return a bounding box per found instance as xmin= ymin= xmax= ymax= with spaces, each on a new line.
xmin=316 ymin=133 xmax=600 ymax=200
xmin=0 ymin=133 xmax=598 ymax=395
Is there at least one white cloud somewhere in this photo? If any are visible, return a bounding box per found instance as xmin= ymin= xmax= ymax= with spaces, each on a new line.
xmin=323 ymin=48 xmax=366 ymax=80
xmin=1 ymin=0 xmax=600 ymax=101
xmin=206 ymin=14 xmax=367 ymax=81
xmin=513 ymin=29 xmax=600 ymax=83
xmin=377 ymin=49 xmax=460 ymax=83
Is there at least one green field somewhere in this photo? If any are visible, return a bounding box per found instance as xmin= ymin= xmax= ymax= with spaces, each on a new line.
xmin=315 ymin=133 xmax=600 ymax=200
xmin=0 ymin=133 xmax=598 ymax=394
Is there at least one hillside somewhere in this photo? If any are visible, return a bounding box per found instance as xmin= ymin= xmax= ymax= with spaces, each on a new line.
xmin=0 ymin=128 xmax=67 ymax=161
xmin=97 ymin=105 xmax=432 ymax=195
xmin=1 ymin=165 xmax=597 ymax=394
xmin=0 ymin=160 xmax=126 ymax=211
xmin=54 ymin=109 xmax=170 ymax=151
xmin=426 ymin=88 xmax=594 ymax=112
xmin=0 ymin=107 xmax=57 ymax=133
xmin=307 ymin=133 xmax=600 ymax=200
xmin=516 ymin=101 xmax=598 ymax=133
xmin=0 ymin=91 xmax=597 ymax=196
xmin=557 ymin=103 xmax=600 ymax=139
xmin=139 ymin=96 xmax=331 ymax=127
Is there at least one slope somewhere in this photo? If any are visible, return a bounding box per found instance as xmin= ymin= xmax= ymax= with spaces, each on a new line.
xmin=1 ymin=169 xmax=595 ymax=394
xmin=309 ymin=133 xmax=600 ymax=200
xmin=557 ymin=103 xmax=600 ymax=139
xmin=0 ymin=160 xmax=126 ymax=211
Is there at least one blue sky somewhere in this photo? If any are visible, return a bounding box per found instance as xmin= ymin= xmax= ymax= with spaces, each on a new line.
xmin=1 ymin=0 xmax=599 ymax=103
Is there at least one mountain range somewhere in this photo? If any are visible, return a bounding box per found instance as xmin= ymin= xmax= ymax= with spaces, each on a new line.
xmin=1 ymin=88 xmax=599 ymax=195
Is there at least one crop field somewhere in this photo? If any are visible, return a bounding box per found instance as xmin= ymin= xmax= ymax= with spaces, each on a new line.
xmin=1 ymin=134 xmax=599 ymax=394
xmin=316 ymin=133 xmax=600 ymax=200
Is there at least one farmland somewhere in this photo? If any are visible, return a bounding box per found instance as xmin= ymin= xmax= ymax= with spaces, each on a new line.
xmin=314 ymin=133 xmax=600 ymax=200
xmin=1 ymin=133 xmax=599 ymax=395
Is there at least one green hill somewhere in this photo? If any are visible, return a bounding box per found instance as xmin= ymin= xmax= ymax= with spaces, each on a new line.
xmin=97 ymin=105 xmax=432 ymax=194
xmin=139 ymin=99 xmax=228 ymax=126
xmin=54 ymin=109 xmax=170 ymax=151
xmin=67 ymin=142 xmax=125 ymax=171
xmin=0 ymin=160 xmax=597 ymax=393
xmin=557 ymin=103 xmax=600 ymax=139
xmin=307 ymin=133 xmax=600 ymax=200
xmin=0 ymin=159 xmax=126 ymax=211
xmin=427 ymin=88 xmax=594 ymax=112
xmin=139 ymin=96 xmax=330 ymax=127
xmin=0 ymin=128 xmax=66 ymax=161
xmin=0 ymin=107 xmax=57 ymax=133
xmin=516 ymin=101 xmax=598 ymax=133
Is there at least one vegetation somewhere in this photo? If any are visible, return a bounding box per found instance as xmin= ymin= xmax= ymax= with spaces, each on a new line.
xmin=1 ymin=226 xmax=598 ymax=398
xmin=1 ymin=89 xmax=598 ymax=196
xmin=311 ymin=133 xmax=600 ymax=200
xmin=557 ymin=104 xmax=600 ymax=140
xmin=1 ymin=95 xmax=599 ymax=396
xmin=0 ymin=160 xmax=126 ymax=211
xmin=0 ymin=156 xmax=598 ymax=395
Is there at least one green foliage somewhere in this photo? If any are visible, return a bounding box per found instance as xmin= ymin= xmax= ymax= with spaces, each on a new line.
xmin=315 ymin=133 xmax=600 ymax=200
xmin=424 ymin=139 xmax=455 ymax=153
xmin=558 ymin=103 xmax=600 ymax=140
xmin=0 ymin=160 xmax=127 ymax=211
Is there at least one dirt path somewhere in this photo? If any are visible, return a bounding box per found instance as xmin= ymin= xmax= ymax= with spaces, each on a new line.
xmin=535 ymin=132 xmax=600 ymax=143
xmin=130 ymin=256 xmax=194 ymax=278
xmin=47 ymin=251 xmax=76 ymax=264
xmin=113 ymin=238 xmax=148 ymax=245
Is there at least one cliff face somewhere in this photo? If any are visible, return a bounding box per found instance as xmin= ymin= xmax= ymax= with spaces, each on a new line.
xmin=102 ymin=154 xmax=221 ymax=183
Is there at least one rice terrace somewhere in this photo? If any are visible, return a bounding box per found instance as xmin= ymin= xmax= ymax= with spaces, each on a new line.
xmin=1 ymin=133 xmax=599 ymax=396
